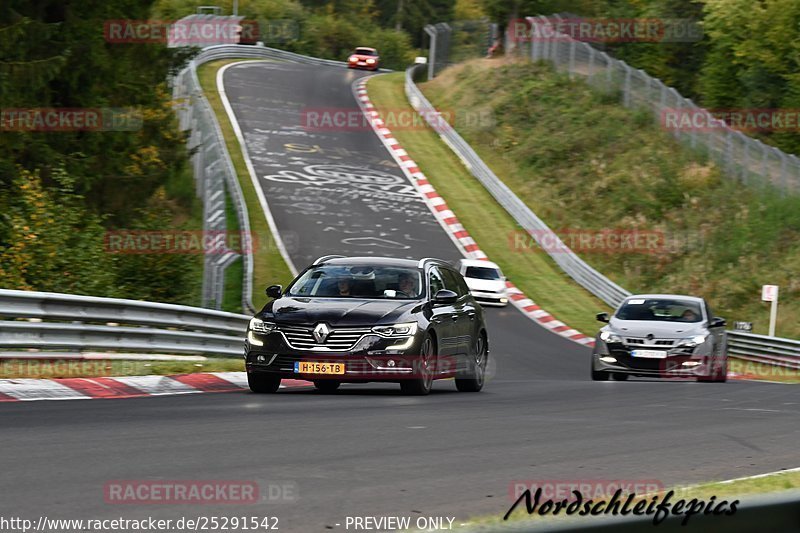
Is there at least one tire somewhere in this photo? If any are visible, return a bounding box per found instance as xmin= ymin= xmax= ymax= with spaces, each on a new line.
xmin=699 ymin=355 xmax=728 ymax=383
xmin=591 ymin=359 xmax=610 ymax=381
xmin=314 ymin=380 xmax=341 ymax=393
xmin=400 ymin=333 xmax=436 ymax=396
xmin=455 ymin=332 xmax=488 ymax=392
xmin=248 ymin=372 xmax=281 ymax=393
xmin=612 ymin=373 xmax=629 ymax=381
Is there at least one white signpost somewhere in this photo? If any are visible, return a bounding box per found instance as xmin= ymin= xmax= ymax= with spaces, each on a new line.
xmin=761 ymin=285 xmax=779 ymax=337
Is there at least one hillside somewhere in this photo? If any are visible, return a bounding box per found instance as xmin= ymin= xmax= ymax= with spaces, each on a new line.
xmin=421 ymin=58 xmax=800 ymax=338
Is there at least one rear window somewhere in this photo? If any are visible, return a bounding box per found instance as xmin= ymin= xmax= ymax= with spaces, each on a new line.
xmin=464 ymin=266 xmax=501 ymax=280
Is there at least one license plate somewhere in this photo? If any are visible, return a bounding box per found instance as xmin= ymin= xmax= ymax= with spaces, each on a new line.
xmin=294 ymin=361 xmax=345 ymax=375
xmin=631 ymin=349 xmax=667 ymax=359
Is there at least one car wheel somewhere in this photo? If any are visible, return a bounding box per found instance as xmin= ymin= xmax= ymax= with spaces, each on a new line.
xmin=699 ymin=355 xmax=728 ymax=383
xmin=455 ymin=332 xmax=488 ymax=392
xmin=314 ymin=380 xmax=341 ymax=393
xmin=248 ymin=372 xmax=281 ymax=393
xmin=400 ymin=333 xmax=435 ymax=396
xmin=612 ymin=373 xmax=629 ymax=381
xmin=591 ymin=360 xmax=610 ymax=381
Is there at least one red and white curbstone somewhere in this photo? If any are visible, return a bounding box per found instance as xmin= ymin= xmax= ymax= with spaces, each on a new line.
xmin=354 ymin=78 xmax=594 ymax=347
xmin=0 ymin=372 xmax=311 ymax=402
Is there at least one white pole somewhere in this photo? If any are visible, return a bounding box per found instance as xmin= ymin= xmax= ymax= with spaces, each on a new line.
xmin=769 ymin=292 xmax=778 ymax=337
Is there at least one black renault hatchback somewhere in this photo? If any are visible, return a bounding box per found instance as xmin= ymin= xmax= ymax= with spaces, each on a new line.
xmin=244 ymin=256 xmax=489 ymax=395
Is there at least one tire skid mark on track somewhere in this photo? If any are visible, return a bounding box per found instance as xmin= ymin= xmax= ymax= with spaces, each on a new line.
xmin=0 ymin=372 xmax=312 ymax=402
xmin=353 ymin=77 xmax=595 ymax=348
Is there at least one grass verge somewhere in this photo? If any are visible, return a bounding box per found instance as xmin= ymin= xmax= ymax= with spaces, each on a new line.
xmin=197 ymin=59 xmax=295 ymax=311
xmin=367 ymin=72 xmax=610 ymax=335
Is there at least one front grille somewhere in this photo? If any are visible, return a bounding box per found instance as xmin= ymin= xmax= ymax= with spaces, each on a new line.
xmin=278 ymin=325 xmax=372 ymax=351
xmin=625 ymin=337 xmax=677 ymax=347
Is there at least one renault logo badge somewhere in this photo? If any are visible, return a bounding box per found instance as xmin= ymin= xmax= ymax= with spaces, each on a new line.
xmin=313 ymin=323 xmax=331 ymax=343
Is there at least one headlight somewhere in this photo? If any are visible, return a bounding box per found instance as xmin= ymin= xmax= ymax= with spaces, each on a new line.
xmin=349 ymin=55 xmax=358 ymax=62
xmin=600 ymin=330 xmax=623 ymax=343
xmin=249 ymin=317 xmax=276 ymax=335
xmin=678 ymin=334 xmax=707 ymax=347
xmin=372 ymin=322 xmax=418 ymax=337
xmin=366 ymin=58 xmax=376 ymax=64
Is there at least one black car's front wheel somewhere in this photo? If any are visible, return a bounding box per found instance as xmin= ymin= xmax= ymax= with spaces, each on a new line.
xmin=247 ymin=372 xmax=281 ymax=393
xmin=400 ymin=333 xmax=436 ymax=396
xmin=455 ymin=332 xmax=488 ymax=392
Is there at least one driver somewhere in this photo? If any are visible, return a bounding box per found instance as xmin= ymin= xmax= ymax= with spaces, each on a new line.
xmin=337 ymin=277 xmax=352 ymax=296
xmin=398 ymin=273 xmax=417 ymax=296
xmin=681 ymin=309 xmax=698 ymax=321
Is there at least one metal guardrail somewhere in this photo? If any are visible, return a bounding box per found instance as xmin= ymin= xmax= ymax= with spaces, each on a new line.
xmin=0 ymin=289 xmax=249 ymax=357
xmin=404 ymin=63 xmax=799 ymax=366
xmin=727 ymin=330 xmax=800 ymax=369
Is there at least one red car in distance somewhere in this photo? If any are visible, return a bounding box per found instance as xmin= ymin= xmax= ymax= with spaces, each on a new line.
xmin=347 ymin=47 xmax=380 ymax=71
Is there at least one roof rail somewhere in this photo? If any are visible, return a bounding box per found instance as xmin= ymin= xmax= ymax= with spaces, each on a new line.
xmin=313 ymin=254 xmax=346 ymax=265
xmin=417 ymin=257 xmax=449 ymax=268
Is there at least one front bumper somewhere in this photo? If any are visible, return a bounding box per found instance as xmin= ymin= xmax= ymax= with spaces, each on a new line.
xmin=470 ymin=290 xmax=508 ymax=307
xmin=593 ymin=341 xmax=716 ymax=378
xmin=245 ymin=330 xmax=459 ymax=381
xmin=348 ymin=61 xmax=378 ymax=70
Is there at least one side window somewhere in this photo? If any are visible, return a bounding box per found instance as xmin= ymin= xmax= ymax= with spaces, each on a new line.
xmin=441 ymin=268 xmax=468 ymax=297
xmin=428 ymin=267 xmax=445 ymax=296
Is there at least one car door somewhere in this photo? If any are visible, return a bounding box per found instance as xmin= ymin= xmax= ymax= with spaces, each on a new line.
xmin=440 ymin=267 xmax=472 ymax=357
xmin=427 ymin=266 xmax=458 ymax=358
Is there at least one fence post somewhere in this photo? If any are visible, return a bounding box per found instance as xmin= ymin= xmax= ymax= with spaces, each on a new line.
xmin=779 ymin=152 xmax=788 ymax=192
xmin=527 ymin=16 xmax=539 ymax=60
xmin=623 ymin=64 xmax=632 ymax=107
xmin=743 ymin=139 xmax=750 ymax=184
xmin=568 ymin=38 xmax=576 ymax=78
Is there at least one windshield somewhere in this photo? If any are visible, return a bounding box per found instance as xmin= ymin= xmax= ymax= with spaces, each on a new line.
xmin=615 ymin=298 xmax=704 ymax=322
xmin=287 ymin=264 xmax=422 ymax=299
xmin=355 ymin=48 xmax=376 ymax=56
xmin=464 ymin=266 xmax=502 ymax=280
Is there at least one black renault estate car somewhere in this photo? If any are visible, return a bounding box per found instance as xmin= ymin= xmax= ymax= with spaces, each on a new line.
xmin=244 ymin=256 xmax=489 ymax=395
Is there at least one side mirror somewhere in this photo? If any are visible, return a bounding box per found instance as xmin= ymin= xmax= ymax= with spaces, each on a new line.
xmin=596 ymin=312 xmax=610 ymax=323
xmin=266 ymin=285 xmax=283 ymax=299
xmin=432 ymin=289 xmax=458 ymax=305
xmin=710 ymin=317 xmax=726 ymax=328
